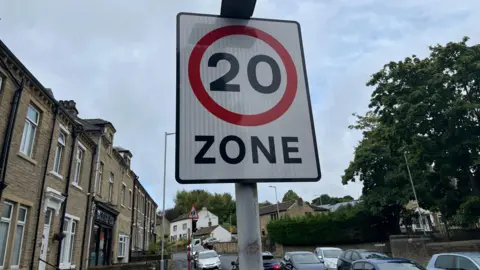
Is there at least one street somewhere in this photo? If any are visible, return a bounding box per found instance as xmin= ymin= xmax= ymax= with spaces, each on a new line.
xmin=171 ymin=252 xmax=237 ymax=270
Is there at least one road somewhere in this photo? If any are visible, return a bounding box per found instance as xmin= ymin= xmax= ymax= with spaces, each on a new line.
xmin=171 ymin=252 xmax=236 ymax=270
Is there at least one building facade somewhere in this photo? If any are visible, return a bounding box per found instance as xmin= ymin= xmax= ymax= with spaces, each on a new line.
xmin=131 ymin=180 xmax=157 ymax=255
xmin=169 ymin=207 xmax=219 ymax=242
xmin=155 ymin=214 xmax=170 ymax=243
xmin=0 ymin=40 xmax=157 ymax=270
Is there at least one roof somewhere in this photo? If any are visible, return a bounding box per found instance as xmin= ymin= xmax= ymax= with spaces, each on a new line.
xmin=193 ymin=225 xmax=220 ymax=236
xmin=83 ymin=118 xmax=116 ymax=132
xmin=171 ymin=213 xmax=189 ymax=222
xmin=314 ymin=200 xmax=362 ymax=212
xmin=75 ymin=117 xmax=102 ymax=131
xmin=259 ymin=201 xmax=295 ymax=216
xmin=220 ymin=225 xmax=237 ymax=234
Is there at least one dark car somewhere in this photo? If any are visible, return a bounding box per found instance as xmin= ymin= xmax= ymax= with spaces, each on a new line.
xmin=337 ymin=250 xmax=389 ymax=270
xmin=280 ymin=251 xmax=325 ymax=270
xmin=352 ymin=258 xmax=426 ymax=270
xmin=231 ymin=252 xmax=281 ymax=270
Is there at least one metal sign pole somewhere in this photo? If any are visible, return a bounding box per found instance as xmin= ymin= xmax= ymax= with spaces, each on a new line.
xmin=187 ymin=228 xmax=191 ymax=270
xmin=235 ymin=183 xmax=263 ymax=270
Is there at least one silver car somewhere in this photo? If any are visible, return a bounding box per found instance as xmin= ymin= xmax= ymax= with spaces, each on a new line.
xmin=314 ymin=247 xmax=343 ymax=270
xmin=194 ymin=250 xmax=222 ymax=270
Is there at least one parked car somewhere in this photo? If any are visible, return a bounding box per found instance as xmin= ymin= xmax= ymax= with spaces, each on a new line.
xmin=314 ymin=247 xmax=343 ymax=270
xmin=194 ymin=250 xmax=222 ymax=270
xmin=426 ymin=252 xmax=480 ymax=270
xmin=231 ymin=251 xmax=281 ymax=270
xmin=337 ymin=249 xmax=389 ymax=270
xmin=280 ymin=251 xmax=325 ymax=270
xmin=352 ymin=258 xmax=426 ymax=270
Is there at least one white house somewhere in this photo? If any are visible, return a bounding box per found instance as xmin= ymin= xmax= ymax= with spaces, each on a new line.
xmin=197 ymin=207 xmax=219 ymax=229
xmin=193 ymin=225 xmax=232 ymax=242
xmin=169 ymin=207 xmax=219 ymax=241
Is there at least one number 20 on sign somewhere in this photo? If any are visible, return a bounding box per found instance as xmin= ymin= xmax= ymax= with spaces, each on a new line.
xmin=175 ymin=12 xmax=321 ymax=184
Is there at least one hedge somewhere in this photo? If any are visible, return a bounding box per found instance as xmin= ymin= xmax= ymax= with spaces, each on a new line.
xmin=266 ymin=205 xmax=386 ymax=246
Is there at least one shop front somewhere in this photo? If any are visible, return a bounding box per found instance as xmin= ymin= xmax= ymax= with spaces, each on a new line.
xmin=89 ymin=202 xmax=118 ymax=266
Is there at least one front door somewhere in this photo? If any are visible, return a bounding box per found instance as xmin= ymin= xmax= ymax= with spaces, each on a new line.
xmin=39 ymin=209 xmax=53 ymax=270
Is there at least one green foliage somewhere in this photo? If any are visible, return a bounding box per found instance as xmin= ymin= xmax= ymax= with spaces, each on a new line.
xmin=171 ymin=190 xmax=236 ymax=225
xmin=312 ymin=194 xmax=355 ymax=205
xmin=282 ymin=190 xmax=300 ymax=202
xmin=267 ymin=203 xmax=386 ymax=245
xmin=343 ymin=37 xmax=480 ymax=230
xmin=259 ymin=201 xmax=273 ymax=207
xmin=148 ymin=242 xmax=160 ymax=255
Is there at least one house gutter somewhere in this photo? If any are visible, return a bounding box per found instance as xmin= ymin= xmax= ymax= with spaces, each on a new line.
xmin=129 ymin=176 xmax=138 ymax=259
xmin=85 ymin=131 xmax=104 ymax=267
xmin=79 ymin=138 xmax=98 ymax=269
xmin=0 ymin=57 xmax=24 ymax=201
xmin=56 ymin=128 xmax=78 ymax=268
xmin=29 ymin=104 xmax=59 ymax=270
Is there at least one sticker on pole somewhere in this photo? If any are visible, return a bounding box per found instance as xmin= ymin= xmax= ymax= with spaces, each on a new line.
xmin=176 ymin=12 xmax=321 ymax=184
xmin=189 ymin=205 xmax=199 ymax=219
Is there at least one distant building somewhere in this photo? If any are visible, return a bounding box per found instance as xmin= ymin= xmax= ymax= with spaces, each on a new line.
xmin=155 ymin=213 xmax=170 ymax=241
xmin=169 ymin=207 xmax=219 ymax=242
xmin=192 ymin=225 xmax=233 ymax=242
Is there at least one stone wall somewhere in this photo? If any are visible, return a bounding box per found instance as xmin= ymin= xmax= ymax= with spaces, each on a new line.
xmin=390 ymin=235 xmax=480 ymax=266
xmin=214 ymin=242 xmax=239 ymax=254
xmin=88 ymin=261 xmax=165 ymax=270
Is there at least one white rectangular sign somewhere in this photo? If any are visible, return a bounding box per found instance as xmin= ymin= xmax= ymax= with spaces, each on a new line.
xmin=176 ymin=12 xmax=321 ymax=183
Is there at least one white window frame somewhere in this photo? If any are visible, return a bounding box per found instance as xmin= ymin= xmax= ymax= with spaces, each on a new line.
xmin=97 ymin=162 xmax=104 ymax=196
xmin=118 ymin=234 xmax=129 ymax=258
xmin=0 ymin=201 xmax=13 ymax=269
xmin=108 ymin=173 xmax=114 ymax=202
xmin=128 ymin=189 xmax=132 ymax=209
xmin=121 ymin=183 xmax=126 ymax=207
xmin=59 ymin=215 xmax=79 ymax=269
xmin=20 ymin=104 xmax=40 ymax=157
xmin=10 ymin=206 xmax=27 ymax=268
xmin=53 ymin=131 xmax=66 ymax=174
xmin=73 ymin=145 xmax=85 ymax=185
xmin=182 ymin=223 xmax=187 ymax=230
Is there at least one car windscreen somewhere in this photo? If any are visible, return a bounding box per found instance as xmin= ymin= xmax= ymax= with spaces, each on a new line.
xmin=323 ymin=250 xmax=342 ymax=258
xmin=199 ymin=252 xmax=218 ymax=259
xmin=263 ymin=255 xmax=275 ymax=261
xmin=360 ymin=252 xmax=389 ymax=259
xmin=292 ymin=253 xmax=321 ymax=264
xmin=377 ymin=262 xmax=426 ymax=270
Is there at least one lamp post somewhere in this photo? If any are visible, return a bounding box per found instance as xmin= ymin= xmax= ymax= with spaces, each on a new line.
xmin=268 ymin=186 xmax=280 ymax=218
xmin=161 ymin=132 xmax=175 ymax=270
xmin=403 ymin=151 xmax=427 ymax=236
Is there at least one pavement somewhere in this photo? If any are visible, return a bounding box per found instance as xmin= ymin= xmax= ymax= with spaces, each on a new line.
xmin=171 ymin=252 xmax=237 ymax=270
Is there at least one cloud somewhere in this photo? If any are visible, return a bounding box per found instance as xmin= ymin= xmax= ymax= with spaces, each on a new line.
xmin=1 ymin=0 xmax=479 ymax=209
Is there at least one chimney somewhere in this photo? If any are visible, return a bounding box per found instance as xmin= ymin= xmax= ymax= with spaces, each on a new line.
xmin=45 ymin=88 xmax=54 ymax=97
xmin=59 ymin=100 xmax=79 ymax=117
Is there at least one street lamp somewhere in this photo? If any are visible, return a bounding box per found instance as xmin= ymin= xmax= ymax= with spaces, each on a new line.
xmin=161 ymin=132 xmax=175 ymax=270
xmin=268 ymin=186 xmax=280 ymax=218
xmin=403 ymin=151 xmax=427 ymax=236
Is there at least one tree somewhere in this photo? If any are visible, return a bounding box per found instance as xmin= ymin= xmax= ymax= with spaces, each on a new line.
xmin=282 ymin=190 xmax=300 ymax=202
xmin=259 ymin=201 xmax=273 ymax=207
xmin=345 ymin=37 xmax=480 ymax=226
xmin=312 ymin=194 xmax=355 ymax=205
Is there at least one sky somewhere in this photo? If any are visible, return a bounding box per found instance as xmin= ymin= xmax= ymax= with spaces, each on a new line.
xmin=1 ymin=0 xmax=479 ymax=210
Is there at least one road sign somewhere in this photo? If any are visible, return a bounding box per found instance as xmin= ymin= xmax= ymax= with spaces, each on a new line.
xmin=176 ymin=12 xmax=321 ymax=184
xmin=189 ymin=205 xmax=199 ymax=219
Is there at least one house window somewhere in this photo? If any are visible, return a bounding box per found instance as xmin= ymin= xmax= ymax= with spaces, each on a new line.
xmin=128 ymin=189 xmax=132 ymax=209
xmin=20 ymin=104 xmax=40 ymax=157
xmin=108 ymin=173 xmax=114 ymax=202
xmin=73 ymin=146 xmax=84 ymax=184
xmin=183 ymin=233 xmax=187 ymax=239
xmin=0 ymin=202 xmax=13 ymax=267
xmin=11 ymin=206 xmax=27 ymax=267
xmin=118 ymin=235 xmax=128 ymax=258
xmin=60 ymin=217 xmax=77 ymax=268
xmin=182 ymin=223 xmax=187 ymax=230
xmin=270 ymin=212 xmax=279 ymax=220
xmin=173 ymin=225 xmax=177 ymax=232
xmin=97 ymin=162 xmax=104 ymax=196
xmin=53 ymin=132 xmax=66 ymax=174
xmin=121 ymin=184 xmax=126 ymax=207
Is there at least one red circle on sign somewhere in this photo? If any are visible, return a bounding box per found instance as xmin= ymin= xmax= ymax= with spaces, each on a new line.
xmin=188 ymin=25 xmax=298 ymax=126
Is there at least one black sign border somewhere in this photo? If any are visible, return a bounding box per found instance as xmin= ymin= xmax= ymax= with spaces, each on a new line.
xmin=175 ymin=12 xmax=321 ymax=184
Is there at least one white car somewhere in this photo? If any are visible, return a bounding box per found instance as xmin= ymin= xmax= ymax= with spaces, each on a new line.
xmin=314 ymin=247 xmax=343 ymax=270
xmin=195 ymin=250 xmax=222 ymax=270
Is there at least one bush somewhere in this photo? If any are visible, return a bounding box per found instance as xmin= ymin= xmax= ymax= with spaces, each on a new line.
xmin=267 ymin=204 xmax=386 ymax=245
